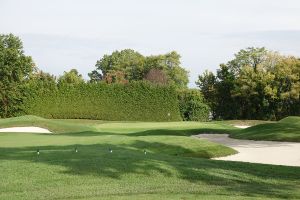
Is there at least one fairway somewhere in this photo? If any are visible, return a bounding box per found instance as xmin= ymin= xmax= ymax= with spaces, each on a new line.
xmin=0 ymin=116 xmax=300 ymax=200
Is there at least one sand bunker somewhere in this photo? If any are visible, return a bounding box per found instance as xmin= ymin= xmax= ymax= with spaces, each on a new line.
xmin=0 ymin=127 xmax=51 ymax=133
xmin=234 ymin=125 xmax=251 ymax=129
xmin=196 ymin=134 xmax=300 ymax=167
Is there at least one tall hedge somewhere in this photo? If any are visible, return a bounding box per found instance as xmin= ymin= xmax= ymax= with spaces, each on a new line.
xmin=23 ymin=82 xmax=182 ymax=121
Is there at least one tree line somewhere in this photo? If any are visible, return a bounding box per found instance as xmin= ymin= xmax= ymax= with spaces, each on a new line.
xmin=1 ymin=34 xmax=299 ymax=120
xmin=0 ymin=34 xmax=208 ymax=121
xmin=196 ymin=47 xmax=300 ymax=120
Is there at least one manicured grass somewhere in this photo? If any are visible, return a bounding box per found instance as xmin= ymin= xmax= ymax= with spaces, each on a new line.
xmin=0 ymin=115 xmax=96 ymax=133
xmin=224 ymin=120 xmax=274 ymax=127
xmin=0 ymin=116 xmax=299 ymax=199
xmin=231 ymin=116 xmax=300 ymax=142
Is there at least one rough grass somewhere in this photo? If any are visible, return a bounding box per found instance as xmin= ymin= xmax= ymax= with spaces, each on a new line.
xmin=0 ymin=116 xmax=299 ymax=199
xmin=231 ymin=116 xmax=300 ymax=142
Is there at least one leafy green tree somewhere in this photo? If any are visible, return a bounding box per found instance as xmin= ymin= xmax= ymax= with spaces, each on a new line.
xmin=271 ymin=56 xmax=300 ymax=118
xmin=58 ymin=69 xmax=84 ymax=86
xmin=177 ymin=89 xmax=210 ymax=121
xmin=0 ymin=34 xmax=35 ymax=117
xmin=91 ymin=49 xmax=189 ymax=88
xmin=227 ymin=47 xmax=268 ymax=74
xmin=233 ymin=64 xmax=275 ymax=119
xmin=197 ymin=47 xmax=300 ymax=120
xmin=163 ymin=51 xmax=189 ymax=88
xmin=196 ymin=70 xmax=217 ymax=116
xmin=88 ymin=70 xmax=102 ymax=83
xmin=144 ymin=51 xmax=189 ymax=88
xmin=95 ymin=49 xmax=145 ymax=82
xmin=27 ymin=70 xmax=57 ymax=92
xmin=215 ymin=64 xmax=238 ymax=119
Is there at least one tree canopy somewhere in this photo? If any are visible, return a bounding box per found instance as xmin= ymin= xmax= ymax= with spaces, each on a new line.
xmin=197 ymin=47 xmax=300 ymax=120
xmin=58 ymin=69 xmax=84 ymax=86
xmin=91 ymin=49 xmax=189 ymax=88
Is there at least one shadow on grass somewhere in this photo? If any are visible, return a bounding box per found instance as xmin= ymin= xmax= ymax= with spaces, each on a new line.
xmin=57 ymin=127 xmax=237 ymax=137
xmin=0 ymin=142 xmax=299 ymax=199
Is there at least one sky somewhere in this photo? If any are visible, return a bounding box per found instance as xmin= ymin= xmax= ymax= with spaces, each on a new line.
xmin=1 ymin=0 xmax=300 ymax=87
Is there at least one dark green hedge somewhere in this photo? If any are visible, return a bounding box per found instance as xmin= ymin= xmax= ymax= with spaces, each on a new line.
xmin=23 ymin=82 xmax=182 ymax=121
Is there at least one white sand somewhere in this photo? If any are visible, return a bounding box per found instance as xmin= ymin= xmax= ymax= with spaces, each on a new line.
xmin=0 ymin=127 xmax=51 ymax=133
xmin=196 ymin=134 xmax=300 ymax=167
xmin=234 ymin=125 xmax=251 ymax=129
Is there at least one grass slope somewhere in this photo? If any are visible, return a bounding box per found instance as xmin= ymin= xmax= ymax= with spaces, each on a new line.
xmin=0 ymin=116 xmax=299 ymax=199
xmin=231 ymin=116 xmax=300 ymax=142
xmin=0 ymin=115 xmax=96 ymax=133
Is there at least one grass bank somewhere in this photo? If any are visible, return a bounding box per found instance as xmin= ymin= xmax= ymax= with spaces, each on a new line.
xmin=231 ymin=116 xmax=300 ymax=142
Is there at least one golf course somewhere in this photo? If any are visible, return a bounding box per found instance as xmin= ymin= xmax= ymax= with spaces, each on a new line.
xmin=1 ymin=19 xmax=300 ymax=199
xmin=0 ymin=115 xmax=299 ymax=200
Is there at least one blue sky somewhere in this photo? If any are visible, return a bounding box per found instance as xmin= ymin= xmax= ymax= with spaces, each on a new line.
xmin=1 ymin=0 xmax=300 ymax=87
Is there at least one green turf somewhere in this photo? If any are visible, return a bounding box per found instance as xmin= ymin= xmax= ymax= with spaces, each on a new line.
xmin=224 ymin=120 xmax=274 ymax=127
xmin=231 ymin=116 xmax=300 ymax=142
xmin=0 ymin=116 xmax=299 ymax=199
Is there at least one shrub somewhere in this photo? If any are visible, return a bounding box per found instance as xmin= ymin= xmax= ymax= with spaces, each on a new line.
xmin=178 ymin=89 xmax=210 ymax=121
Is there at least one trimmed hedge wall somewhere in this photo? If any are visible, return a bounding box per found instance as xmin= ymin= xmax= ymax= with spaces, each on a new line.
xmin=24 ymin=82 xmax=182 ymax=121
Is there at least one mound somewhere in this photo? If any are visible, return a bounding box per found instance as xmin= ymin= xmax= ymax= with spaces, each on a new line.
xmin=230 ymin=116 xmax=300 ymax=142
xmin=0 ymin=115 xmax=92 ymax=133
xmin=279 ymin=116 xmax=300 ymax=124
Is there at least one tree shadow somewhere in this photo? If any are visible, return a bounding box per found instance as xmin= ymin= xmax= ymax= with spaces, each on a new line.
xmin=0 ymin=141 xmax=299 ymax=199
xmin=57 ymin=127 xmax=235 ymax=137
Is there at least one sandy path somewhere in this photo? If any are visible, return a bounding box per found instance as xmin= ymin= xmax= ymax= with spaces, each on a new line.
xmin=0 ymin=127 xmax=51 ymax=133
xmin=196 ymin=134 xmax=300 ymax=167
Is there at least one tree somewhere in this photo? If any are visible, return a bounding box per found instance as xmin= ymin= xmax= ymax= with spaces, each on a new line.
xmin=196 ymin=47 xmax=300 ymax=120
xmin=57 ymin=69 xmax=84 ymax=86
xmin=91 ymin=49 xmax=189 ymax=88
xmin=104 ymin=70 xmax=128 ymax=84
xmin=196 ymin=70 xmax=217 ymax=117
xmin=215 ymin=64 xmax=238 ymax=119
xmin=95 ymin=49 xmax=145 ymax=81
xmin=227 ymin=47 xmax=268 ymax=74
xmin=233 ymin=64 xmax=275 ymax=119
xmin=177 ymin=89 xmax=210 ymax=121
xmin=271 ymin=56 xmax=300 ymax=118
xmin=28 ymin=70 xmax=57 ymax=92
xmin=88 ymin=70 xmax=102 ymax=83
xmin=0 ymin=34 xmax=35 ymax=117
xmin=144 ymin=51 xmax=189 ymax=88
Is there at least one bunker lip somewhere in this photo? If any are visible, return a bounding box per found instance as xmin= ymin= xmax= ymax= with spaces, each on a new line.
xmin=0 ymin=126 xmax=52 ymax=133
xmin=195 ymin=134 xmax=300 ymax=167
